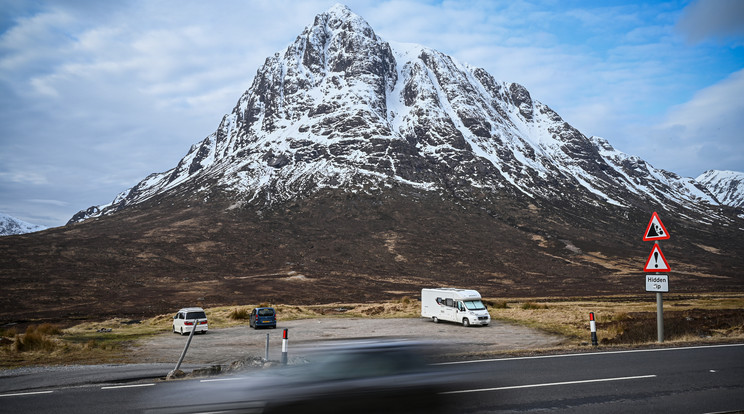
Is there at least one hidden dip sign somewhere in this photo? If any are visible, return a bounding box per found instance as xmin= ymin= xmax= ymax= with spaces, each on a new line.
xmin=645 ymin=274 xmax=669 ymax=293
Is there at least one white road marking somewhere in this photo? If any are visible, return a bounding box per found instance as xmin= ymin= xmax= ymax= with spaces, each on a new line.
xmin=200 ymin=377 xmax=244 ymax=383
xmin=101 ymin=383 xmax=156 ymax=390
xmin=442 ymin=374 xmax=657 ymax=394
xmin=0 ymin=390 xmax=54 ymax=398
xmin=436 ymin=343 xmax=744 ymax=365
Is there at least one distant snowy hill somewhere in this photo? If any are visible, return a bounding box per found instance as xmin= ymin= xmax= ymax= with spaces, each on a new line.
xmin=0 ymin=213 xmax=46 ymax=236
xmin=697 ymin=170 xmax=744 ymax=209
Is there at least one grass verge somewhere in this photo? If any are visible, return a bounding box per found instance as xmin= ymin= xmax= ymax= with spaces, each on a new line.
xmin=485 ymin=292 xmax=744 ymax=346
xmin=2 ymin=293 xmax=742 ymax=368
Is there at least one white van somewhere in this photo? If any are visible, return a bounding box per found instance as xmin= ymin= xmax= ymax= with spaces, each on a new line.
xmin=421 ymin=288 xmax=490 ymax=326
xmin=172 ymin=307 xmax=208 ymax=335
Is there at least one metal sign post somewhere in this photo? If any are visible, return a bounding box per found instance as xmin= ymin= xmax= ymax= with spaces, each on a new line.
xmin=265 ymin=333 xmax=270 ymax=362
xmin=656 ymin=290 xmax=664 ymax=343
xmin=643 ymin=212 xmax=671 ymax=344
xmin=170 ymin=318 xmax=198 ymax=377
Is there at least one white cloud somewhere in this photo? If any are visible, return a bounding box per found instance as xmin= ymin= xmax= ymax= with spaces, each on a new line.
xmin=28 ymin=199 xmax=70 ymax=207
xmin=644 ymin=69 xmax=744 ymax=176
xmin=0 ymin=171 xmax=48 ymax=185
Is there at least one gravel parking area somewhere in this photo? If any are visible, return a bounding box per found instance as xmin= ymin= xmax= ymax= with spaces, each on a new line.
xmin=133 ymin=318 xmax=567 ymax=366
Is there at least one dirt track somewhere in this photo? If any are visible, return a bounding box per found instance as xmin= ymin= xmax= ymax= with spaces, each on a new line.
xmin=132 ymin=317 xmax=567 ymax=366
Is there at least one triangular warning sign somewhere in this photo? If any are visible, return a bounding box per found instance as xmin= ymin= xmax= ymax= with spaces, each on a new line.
xmin=644 ymin=244 xmax=670 ymax=272
xmin=643 ymin=212 xmax=670 ymax=241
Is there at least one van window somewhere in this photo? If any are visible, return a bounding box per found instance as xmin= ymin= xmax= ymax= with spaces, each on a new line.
xmin=445 ymin=298 xmax=454 ymax=307
xmin=258 ymin=308 xmax=275 ymax=316
xmin=186 ymin=311 xmax=207 ymax=319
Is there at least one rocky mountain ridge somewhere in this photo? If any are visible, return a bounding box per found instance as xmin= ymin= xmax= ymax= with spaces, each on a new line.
xmin=696 ymin=170 xmax=744 ymax=209
xmin=69 ymin=4 xmax=741 ymax=227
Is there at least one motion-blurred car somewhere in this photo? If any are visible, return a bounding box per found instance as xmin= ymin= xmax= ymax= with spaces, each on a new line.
xmin=143 ymin=339 xmax=454 ymax=413
xmin=249 ymin=307 xmax=277 ymax=329
xmin=172 ymin=307 xmax=208 ymax=335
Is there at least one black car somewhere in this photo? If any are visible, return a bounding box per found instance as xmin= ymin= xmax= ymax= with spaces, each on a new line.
xmin=143 ymin=339 xmax=455 ymax=413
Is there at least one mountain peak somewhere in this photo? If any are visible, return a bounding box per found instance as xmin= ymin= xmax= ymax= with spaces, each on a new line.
xmin=69 ymin=5 xmax=743 ymax=225
xmin=325 ymin=3 xmax=358 ymax=20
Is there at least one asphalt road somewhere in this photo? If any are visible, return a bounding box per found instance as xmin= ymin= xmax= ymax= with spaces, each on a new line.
xmin=2 ymin=343 xmax=742 ymax=413
xmin=441 ymin=343 xmax=744 ymax=413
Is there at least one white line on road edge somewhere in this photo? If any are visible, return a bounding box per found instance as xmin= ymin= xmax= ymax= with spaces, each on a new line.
xmin=436 ymin=343 xmax=744 ymax=365
xmin=441 ymin=374 xmax=657 ymax=394
xmin=0 ymin=390 xmax=54 ymax=398
xmin=101 ymin=383 xmax=156 ymax=390
xmin=200 ymin=377 xmax=244 ymax=383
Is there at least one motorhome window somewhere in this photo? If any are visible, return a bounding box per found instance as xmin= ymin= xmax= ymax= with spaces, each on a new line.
xmin=436 ymin=298 xmax=443 ymax=305
xmin=445 ymin=298 xmax=454 ymax=307
xmin=464 ymin=300 xmax=486 ymax=310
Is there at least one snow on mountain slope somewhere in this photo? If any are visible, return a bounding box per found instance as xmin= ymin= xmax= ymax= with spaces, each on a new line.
xmin=0 ymin=213 xmax=46 ymax=236
xmin=69 ymin=4 xmax=740 ymax=225
xmin=697 ymin=170 xmax=744 ymax=208
xmin=591 ymin=137 xmax=719 ymax=208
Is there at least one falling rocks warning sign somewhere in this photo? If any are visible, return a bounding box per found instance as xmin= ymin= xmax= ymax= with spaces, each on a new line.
xmin=643 ymin=211 xmax=670 ymax=241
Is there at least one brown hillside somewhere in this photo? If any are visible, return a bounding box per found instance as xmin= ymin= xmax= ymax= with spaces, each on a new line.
xmin=1 ymin=188 xmax=743 ymax=325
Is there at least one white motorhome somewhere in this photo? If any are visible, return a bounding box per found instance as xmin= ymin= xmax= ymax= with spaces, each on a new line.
xmin=421 ymin=288 xmax=490 ymax=326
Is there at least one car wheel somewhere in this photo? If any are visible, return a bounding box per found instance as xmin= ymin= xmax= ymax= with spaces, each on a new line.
xmin=432 ymin=317 xmax=439 ymax=324
xmin=462 ymin=318 xmax=470 ymax=327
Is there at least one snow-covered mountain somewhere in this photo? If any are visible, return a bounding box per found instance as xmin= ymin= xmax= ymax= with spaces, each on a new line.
xmin=7 ymin=4 xmax=743 ymax=322
xmin=696 ymin=170 xmax=744 ymax=209
xmin=0 ymin=213 xmax=46 ymax=236
xmin=70 ymin=4 xmax=739 ymax=225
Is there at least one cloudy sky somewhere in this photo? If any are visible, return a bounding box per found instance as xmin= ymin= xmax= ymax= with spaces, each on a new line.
xmin=1 ymin=0 xmax=743 ymax=228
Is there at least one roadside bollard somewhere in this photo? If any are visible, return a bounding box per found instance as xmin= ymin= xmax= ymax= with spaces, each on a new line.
xmin=265 ymin=333 xmax=270 ymax=362
xmin=281 ymin=328 xmax=288 ymax=365
xmin=589 ymin=312 xmax=598 ymax=346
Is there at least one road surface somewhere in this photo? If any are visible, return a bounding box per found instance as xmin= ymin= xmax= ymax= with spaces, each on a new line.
xmin=2 ymin=343 xmax=742 ymax=413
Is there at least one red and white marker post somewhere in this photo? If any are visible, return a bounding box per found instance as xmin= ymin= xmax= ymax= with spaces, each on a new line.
xmin=281 ymin=328 xmax=288 ymax=365
xmin=589 ymin=312 xmax=598 ymax=346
